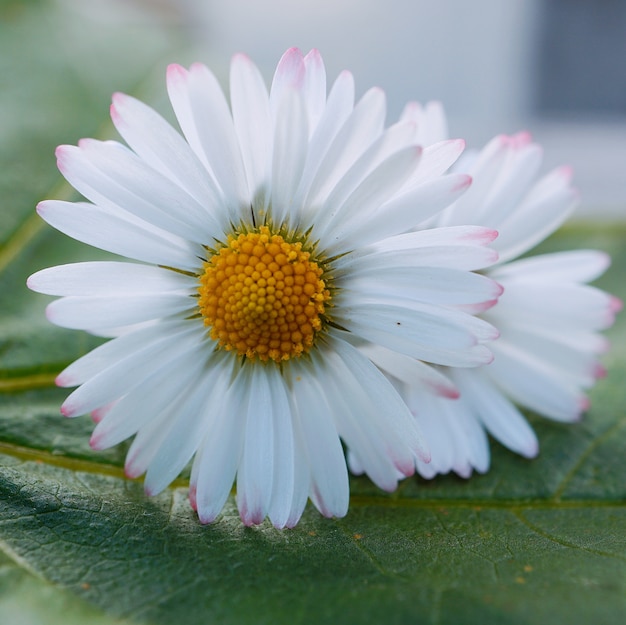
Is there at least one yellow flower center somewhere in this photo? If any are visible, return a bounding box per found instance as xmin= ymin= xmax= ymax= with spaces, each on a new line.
xmin=198 ymin=226 xmax=330 ymax=362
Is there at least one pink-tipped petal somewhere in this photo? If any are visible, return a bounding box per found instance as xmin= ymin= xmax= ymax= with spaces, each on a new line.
xmin=188 ymin=484 xmax=197 ymax=511
xmin=578 ymin=396 xmax=591 ymax=416
xmin=593 ymin=362 xmax=607 ymax=380
xmin=610 ymin=296 xmax=623 ymax=314
xmin=271 ymin=47 xmax=305 ymax=95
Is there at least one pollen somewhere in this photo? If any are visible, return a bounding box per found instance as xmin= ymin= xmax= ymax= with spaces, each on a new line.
xmin=198 ymin=226 xmax=330 ymax=362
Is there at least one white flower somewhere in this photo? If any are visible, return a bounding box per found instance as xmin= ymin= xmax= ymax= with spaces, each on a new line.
xmin=27 ymin=49 xmax=502 ymax=527
xmin=364 ymin=124 xmax=620 ymax=479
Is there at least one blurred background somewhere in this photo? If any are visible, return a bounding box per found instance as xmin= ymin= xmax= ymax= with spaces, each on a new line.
xmin=2 ymin=0 xmax=625 ymax=219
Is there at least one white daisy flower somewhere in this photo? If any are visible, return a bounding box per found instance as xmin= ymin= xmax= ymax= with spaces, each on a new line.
xmin=27 ymin=49 xmax=502 ymax=527
xmin=365 ymin=121 xmax=620 ymax=479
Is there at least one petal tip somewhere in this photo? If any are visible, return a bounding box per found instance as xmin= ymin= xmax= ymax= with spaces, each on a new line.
xmin=166 ymin=63 xmax=188 ymax=85
xmin=446 ymin=387 xmax=461 ymax=400
xmin=110 ymin=92 xmax=128 ymax=116
xmin=511 ymin=130 xmax=533 ymax=147
xmin=188 ymin=484 xmax=197 ymax=511
xmin=124 ymin=455 xmax=143 ymax=479
xmin=60 ymin=402 xmax=75 ymax=417
xmin=593 ymin=362 xmax=607 ymax=380
xmin=124 ymin=464 xmax=142 ymax=479
xmin=454 ymin=174 xmax=472 ymax=192
xmin=483 ymin=349 xmax=496 ymax=365
xmin=557 ymin=164 xmax=574 ymax=180
xmin=282 ymin=46 xmax=303 ymax=58
xmin=197 ymin=512 xmax=216 ymax=525
xmin=240 ymin=508 xmax=265 ymax=527
xmin=579 ymin=396 xmax=591 ymax=413
xmin=304 ymin=48 xmax=322 ymax=64
xmin=610 ymin=296 xmax=623 ymax=314
xmin=91 ymin=408 xmax=105 ymax=424
xmin=417 ymin=446 xmax=431 ymax=464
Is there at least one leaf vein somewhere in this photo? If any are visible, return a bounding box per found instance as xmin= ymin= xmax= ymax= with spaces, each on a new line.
xmin=513 ymin=510 xmax=626 ymax=562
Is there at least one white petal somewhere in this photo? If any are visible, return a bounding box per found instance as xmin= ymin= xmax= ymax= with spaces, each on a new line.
xmin=343 ymin=266 xmax=502 ymax=309
xmin=237 ymin=366 xmax=275 ymax=525
xmin=37 ymin=200 xmax=201 ymax=271
xmin=110 ymin=92 xmax=229 ymax=229
xmin=91 ymin=345 xmax=205 ymax=452
xmin=490 ymin=250 xmax=610 ymax=285
xmin=400 ymin=100 xmax=449 ymax=146
xmin=330 ymin=335 xmax=429 ymax=465
xmin=123 ymin=407 xmax=176 ymax=479
xmin=490 ymin=280 xmax=616 ymax=332
xmin=284 ymin=410 xmax=311 ymax=528
xmin=302 ymin=49 xmax=326 ymax=133
xmin=269 ymin=47 xmax=305 ymax=114
xmin=489 ymin=324 xmax=603 ymax=388
xmin=437 ymin=134 xmax=510 ymax=227
xmin=57 ymin=141 xmax=220 ymax=244
xmin=230 ymin=53 xmax=272 ymax=213
xmin=28 ymin=262 xmax=196 ymax=296
xmin=56 ymin=320 xmax=191 ymax=386
xmin=369 ymin=224 xmax=499 ymax=253
xmin=337 ymin=247 xmax=498 ymax=280
xmin=318 ymin=364 xmax=400 ymax=490
xmin=334 ymin=226 xmax=499 ymax=274
xmin=355 ymin=341 xmax=460 ymax=398
xmin=409 ymin=390 xmax=457 ymax=477
xmin=495 ymin=168 xmax=578 ymax=263
xmin=345 ymin=174 xmax=472 ymax=249
xmin=60 ymin=325 xmax=203 ymax=416
xmin=312 ymin=120 xmax=418 ymax=234
xmin=409 ymin=139 xmax=465 ymax=184
xmin=445 ymin=404 xmax=490 ymax=477
xmin=334 ymin=299 xmax=497 ymax=366
xmin=190 ymin=62 xmax=252 ymax=206
xmin=290 ymin=359 xmax=349 ymax=518
xmin=450 ymin=368 xmax=539 ymax=458
xmin=488 ymin=340 xmax=586 ymax=422
xmin=269 ymin=88 xmax=308 ymax=226
xmin=291 ymin=70 xmax=354 ymax=217
xmin=266 ymin=368 xmax=297 ymax=529
xmin=144 ymin=357 xmax=231 ymax=495
xmin=318 ymin=146 xmax=424 ymax=250
xmin=302 ymin=86 xmax=386 ymax=211
xmin=473 ymin=140 xmax=544 ymax=229
xmin=194 ymin=370 xmax=247 ymax=524
xmin=46 ymin=292 xmax=194 ymax=331
xmin=166 ymin=64 xmax=209 ymax=169
xmin=406 ymin=385 xmax=489 ymax=478
xmin=346 ymin=449 xmax=365 ymax=476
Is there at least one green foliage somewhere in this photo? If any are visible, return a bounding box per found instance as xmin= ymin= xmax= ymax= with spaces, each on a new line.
xmin=1 ymin=4 xmax=625 ymax=624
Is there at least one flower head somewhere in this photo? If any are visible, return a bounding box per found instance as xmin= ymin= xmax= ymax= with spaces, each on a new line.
xmin=368 ymin=121 xmax=620 ymax=479
xmin=28 ymin=49 xmax=502 ymax=527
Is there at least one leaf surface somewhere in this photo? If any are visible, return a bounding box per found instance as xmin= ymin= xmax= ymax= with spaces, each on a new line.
xmin=1 ymin=4 xmax=625 ymax=624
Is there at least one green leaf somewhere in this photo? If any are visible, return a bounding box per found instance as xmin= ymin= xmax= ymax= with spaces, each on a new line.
xmin=2 ymin=4 xmax=626 ymax=624
xmin=0 ymin=548 xmax=131 ymax=625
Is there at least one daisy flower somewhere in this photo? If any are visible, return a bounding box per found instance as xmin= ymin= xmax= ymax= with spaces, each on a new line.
xmin=364 ymin=116 xmax=619 ymax=480
xmin=27 ymin=49 xmax=502 ymax=527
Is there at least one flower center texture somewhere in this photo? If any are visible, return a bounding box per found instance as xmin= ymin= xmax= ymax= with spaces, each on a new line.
xmin=198 ymin=226 xmax=330 ymax=362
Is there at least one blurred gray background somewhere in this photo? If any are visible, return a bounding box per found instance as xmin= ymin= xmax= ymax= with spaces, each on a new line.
xmin=61 ymin=0 xmax=626 ymax=219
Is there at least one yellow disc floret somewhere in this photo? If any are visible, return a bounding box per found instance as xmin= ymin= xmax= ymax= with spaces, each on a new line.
xmin=198 ymin=226 xmax=330 ymax=362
